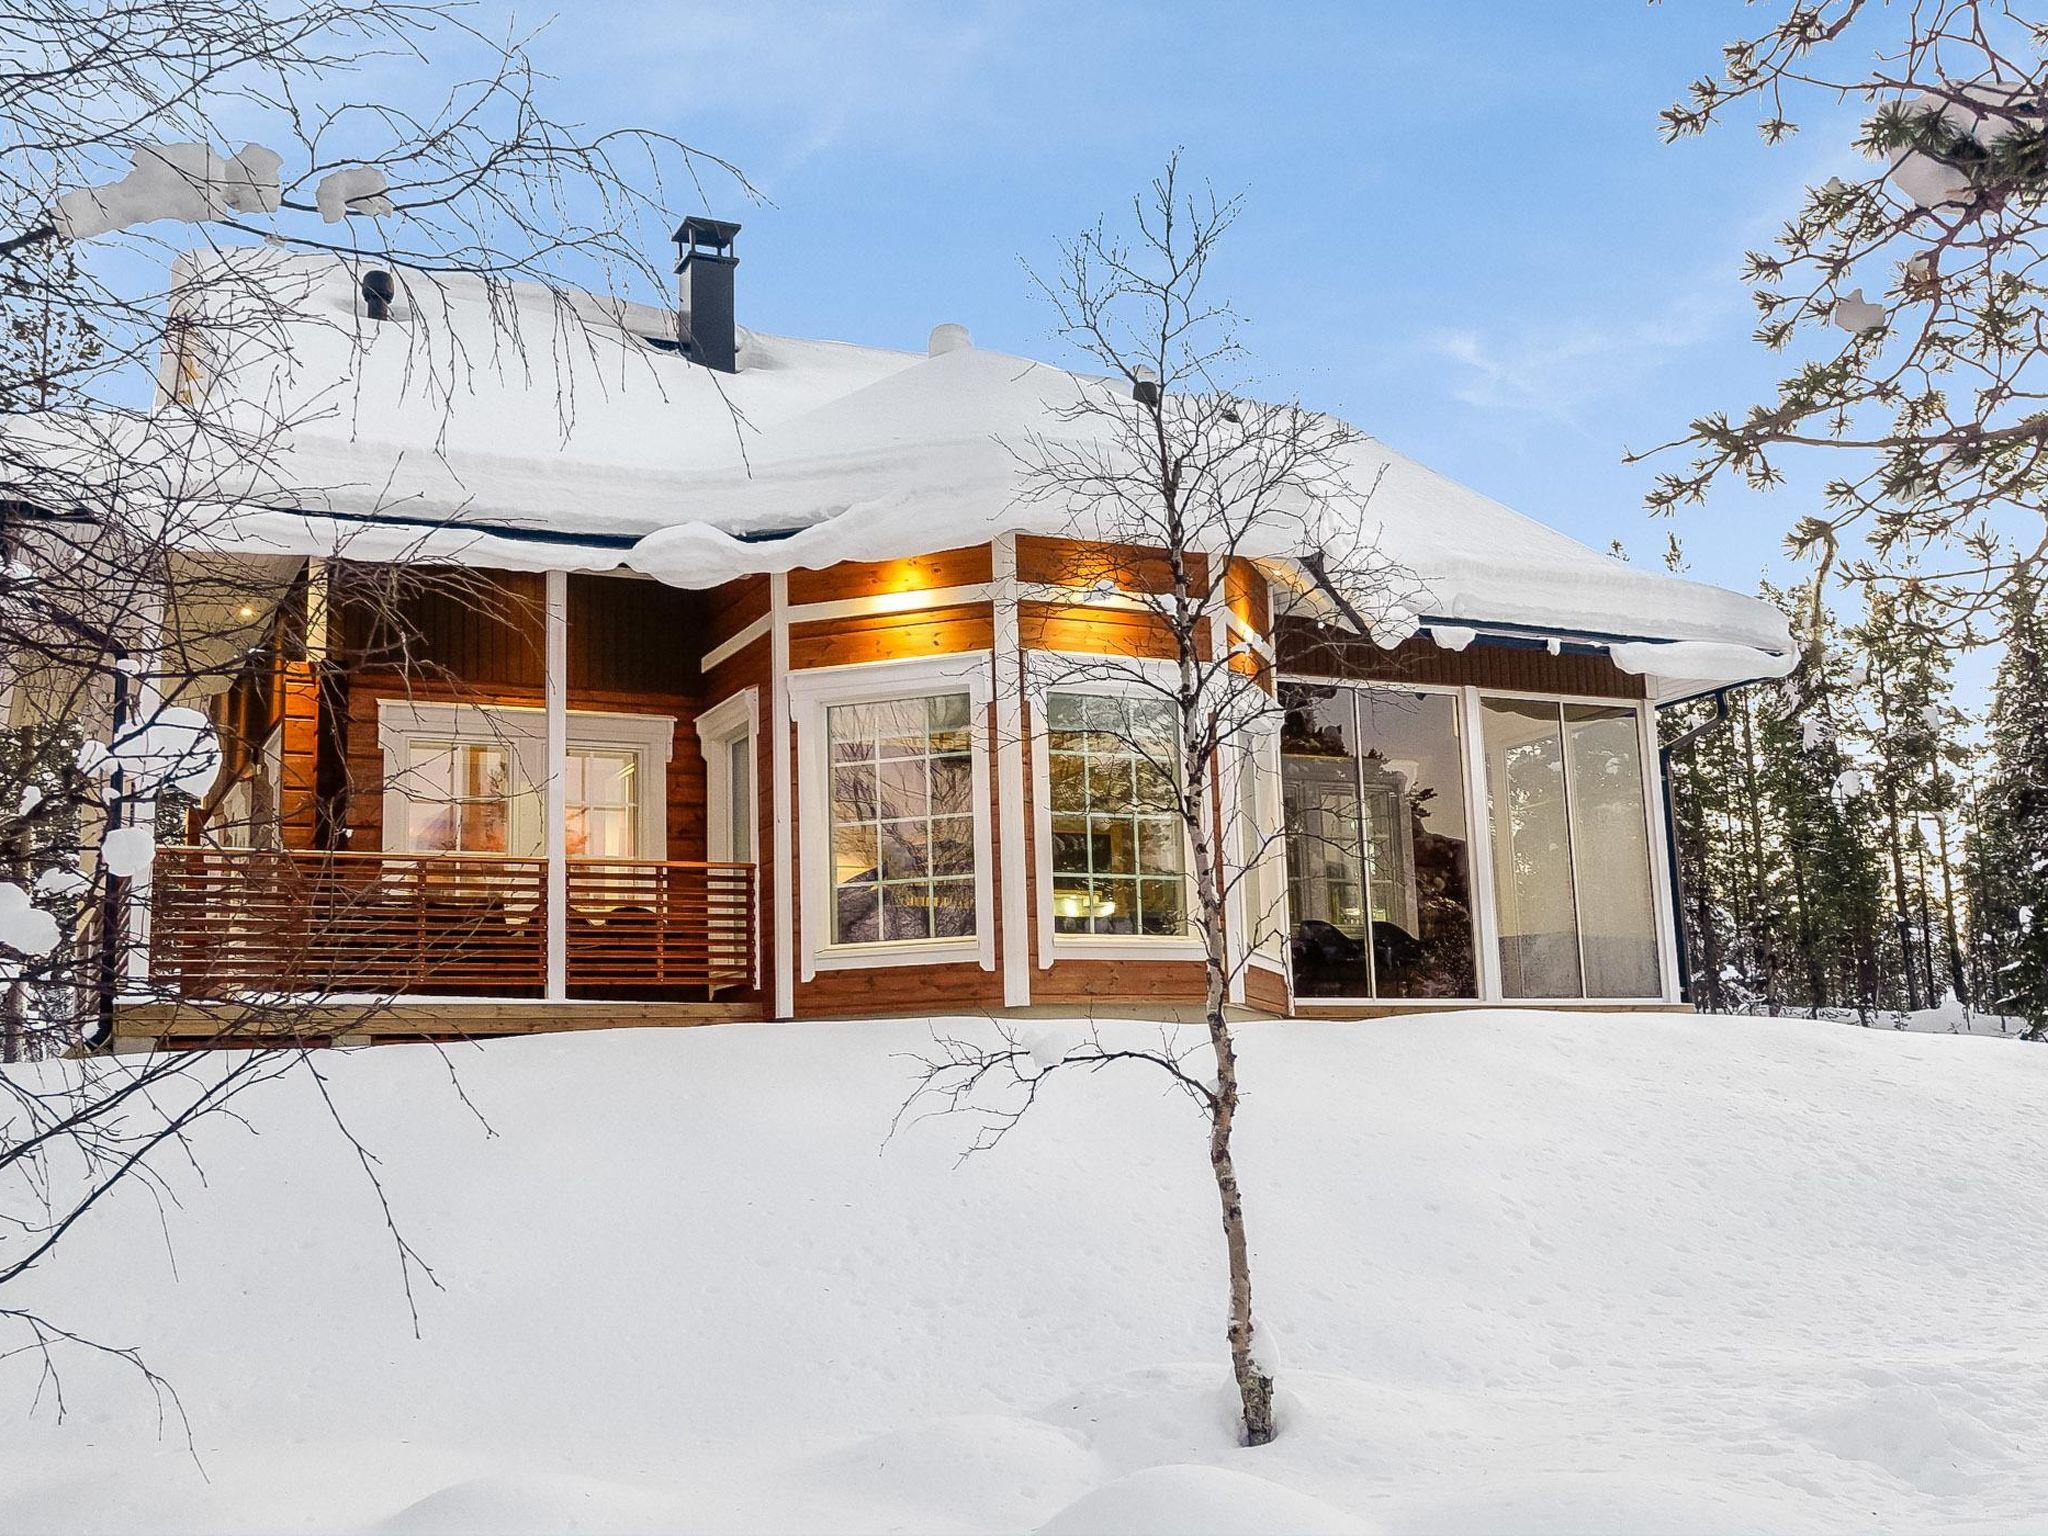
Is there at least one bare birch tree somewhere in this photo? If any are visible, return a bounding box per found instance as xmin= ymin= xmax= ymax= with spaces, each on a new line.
xmin=903 ymin=157 xmax=1416 ymax=1448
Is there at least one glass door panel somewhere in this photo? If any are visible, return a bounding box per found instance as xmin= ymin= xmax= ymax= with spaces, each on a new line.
xmin=1481 ymin=699 xmax=1584 ymax=998
xmin=1355 ymin=689 xmax=1478 ymax=998
xmin=1281 ymin=684 xmax=1372 ymax=997
xmin=1564 ymin=705 xmax=1660 ymax=998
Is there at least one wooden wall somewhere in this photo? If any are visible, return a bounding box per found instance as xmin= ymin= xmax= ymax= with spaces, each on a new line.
xmin=1277 ymin=619 xmax=1647 ymax=698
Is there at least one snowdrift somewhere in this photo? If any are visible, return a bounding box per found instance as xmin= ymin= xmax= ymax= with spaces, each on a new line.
xmin=3 ymin=1011 xmax=2044 ymax=1534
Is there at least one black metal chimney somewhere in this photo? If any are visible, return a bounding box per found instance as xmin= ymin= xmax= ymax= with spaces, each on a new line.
xmin=673 ymin=215 xmax=741 ymax=372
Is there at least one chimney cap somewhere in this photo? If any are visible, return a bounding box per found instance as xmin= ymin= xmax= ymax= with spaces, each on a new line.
xmin=928 ymin=322 xmax=972 ymax=356
xmin=673 ymin=215 xmax=741 ymax=259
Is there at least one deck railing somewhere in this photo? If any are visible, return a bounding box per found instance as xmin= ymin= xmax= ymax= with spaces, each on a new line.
xmin=149 ymin=846 xmax=756 ymax=1000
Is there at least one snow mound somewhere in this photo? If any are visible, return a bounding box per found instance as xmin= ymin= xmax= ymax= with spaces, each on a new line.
xmin=372 ymin=1471 xmax=684 ymax=1535
xmin=1033 ymin=1463 xmax=1374 ymax=1536
xmin=1793 ymin=1381 xmax=2013 ymax=1496
xmin=800 ymin=1413 xmax=1100 ymax=1528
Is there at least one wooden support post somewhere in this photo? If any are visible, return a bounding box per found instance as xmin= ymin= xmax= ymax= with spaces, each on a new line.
xmin=122 ymin=580 xmax=168 ymax=993
xmin=545 ymin=569 xmax=568 ymax=1002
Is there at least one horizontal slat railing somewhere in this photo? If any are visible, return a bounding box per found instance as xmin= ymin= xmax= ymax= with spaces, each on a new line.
xmin=566 ymin=858 xmax=756 ymax=990
xmin=150 ymin=847 xmax=755 ymax=1001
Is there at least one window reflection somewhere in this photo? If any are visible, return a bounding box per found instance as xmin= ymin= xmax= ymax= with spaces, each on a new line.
xmin=1480 ymin=698 xmax=1661 ymax=999
xmin=827 ymin=693 xmax=976 ymax=944
xmin=1281 ymin=684 xmax=1477 ymax=998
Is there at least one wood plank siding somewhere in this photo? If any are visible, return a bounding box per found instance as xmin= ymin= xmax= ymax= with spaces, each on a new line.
xmin=1276 ymin=618 xmax=1647 ymax=698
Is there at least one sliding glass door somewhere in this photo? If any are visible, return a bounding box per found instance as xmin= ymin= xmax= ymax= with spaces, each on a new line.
xmin=1480 ymin=698 xmax=1660 ymax=1000
xmin=1280 ymin=684 xmax=1478 ymax=999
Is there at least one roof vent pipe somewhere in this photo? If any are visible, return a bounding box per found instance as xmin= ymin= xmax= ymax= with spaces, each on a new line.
xmin=928 ymin=322 xmax=971 ymax=356
xmin=673 ymin=215 xmax=741 ymax=373
xmin=360 ymin=268 xmax=395 ymax=321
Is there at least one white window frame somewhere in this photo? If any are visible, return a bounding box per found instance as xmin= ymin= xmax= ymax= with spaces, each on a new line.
xmin=786 ymin=652 xmax=996 ymax=978
xmin=695 ymin=687 xmax=759 ymax=865
xmin=1025 ymin=653 xmax=1207 ymax=965
xmin=376 ymin=699 xmax=673 ymax=860
xmin=1231 ymin=715 xmax=1291 ymax=972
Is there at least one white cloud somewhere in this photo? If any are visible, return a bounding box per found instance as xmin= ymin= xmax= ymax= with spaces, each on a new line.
xmin=1426 ymin=282 xmax=1732 ymax=430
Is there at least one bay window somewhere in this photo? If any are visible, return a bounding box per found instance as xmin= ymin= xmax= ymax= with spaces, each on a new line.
xmin=826 ymin=693 xmax=977 ymax=943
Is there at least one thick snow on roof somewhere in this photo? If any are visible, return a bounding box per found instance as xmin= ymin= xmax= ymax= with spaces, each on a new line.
xmin=165 ymin=249 xmax=1788 ymax=659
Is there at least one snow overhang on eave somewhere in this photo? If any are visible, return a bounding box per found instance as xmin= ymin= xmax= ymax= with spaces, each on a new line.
xmin=1413 ymin=620 xmax=1797 ymax=702
xmin=165 ymin=505 xmax=646 ymax=575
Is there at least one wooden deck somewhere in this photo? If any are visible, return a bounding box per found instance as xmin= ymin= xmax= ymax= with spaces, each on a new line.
xmin=114 ymin=997 xmax=765 ymax=1051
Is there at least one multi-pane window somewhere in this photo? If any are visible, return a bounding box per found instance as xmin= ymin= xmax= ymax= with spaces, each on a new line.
xmin=405 ymin=741 xmax=511 ymax=853
xmin=565 ymin=749 xmax=639 ymax=858
xmin=827 ymin=694 xmax=976 ymax=944
xmin=399 ymin=737 xmax=647 ymax=860
xmin=1047 ymin=692 xmax=1187 ymax=937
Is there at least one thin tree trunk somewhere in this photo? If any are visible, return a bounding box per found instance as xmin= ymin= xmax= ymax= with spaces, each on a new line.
xmin=1883 ymin=809 xmax=1922 ymax=1011
xmin=1203 ymin=950 xmax=1273 ymax=1446
xmin=1788 ymin=835 xmax=1826 ymax=1015
xmin=1934 ymin=813 xmax=1968 ymax=1006
xmin=1738 ymin=706 xmax=1777 ymax=1010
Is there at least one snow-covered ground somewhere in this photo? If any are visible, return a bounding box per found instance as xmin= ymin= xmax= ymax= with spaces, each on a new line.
xmin=3 ymin=1011 xmax=2044 ymax=1534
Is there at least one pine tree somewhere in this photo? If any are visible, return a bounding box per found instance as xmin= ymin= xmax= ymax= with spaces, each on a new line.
xmin=1965 ymin=571 xmax=2048 ymax=1037
xmin=1850 ymin=586 xmax=1972 ymax=1010
xmin=1759 ymin=581 xmax=1894 ymax=1019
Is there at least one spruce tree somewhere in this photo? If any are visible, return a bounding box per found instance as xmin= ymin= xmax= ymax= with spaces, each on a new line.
xmin=1966 ymin=572 xmax=2048 ymax=1037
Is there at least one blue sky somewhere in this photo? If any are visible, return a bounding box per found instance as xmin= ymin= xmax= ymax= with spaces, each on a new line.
xmin=531 ymin=0 xmax=1873 ymax=611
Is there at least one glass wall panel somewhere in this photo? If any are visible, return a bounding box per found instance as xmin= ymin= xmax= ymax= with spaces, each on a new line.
xmin=1355 ymin=690 xmax=1477 ymax=997
xmin=1281 ymin=684 xmax=1477 ymax=998
xmin=1564 ymin=704 xmax=1661 ymax=998
xmin=1481 ymin=699 xmax=1584 ymax=998
xmin=1281 ymin=684 xmax=1372 ymax=997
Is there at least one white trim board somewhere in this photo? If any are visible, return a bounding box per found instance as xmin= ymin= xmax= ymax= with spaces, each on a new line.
xmin=788 ymin=583 xmax=993 ymax=626
xmin=769 ymin=573 xmax=794 ymax=1018
xmin=992 ymin=534 xmax=1032 ymax=1007
xmin=701 ymin=612 xmax=771 ymax=673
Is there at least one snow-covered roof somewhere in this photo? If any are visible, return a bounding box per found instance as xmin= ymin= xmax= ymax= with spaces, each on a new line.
xmin=33 ymin=248 xmax=1795 ymax=686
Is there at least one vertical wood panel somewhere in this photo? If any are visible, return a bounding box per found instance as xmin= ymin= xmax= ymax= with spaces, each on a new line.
xmin=1276 ymin=620 xmax=1646 ymax=698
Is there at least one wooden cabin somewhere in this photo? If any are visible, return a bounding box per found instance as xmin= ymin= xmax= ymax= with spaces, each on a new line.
xmin=100 ymin=238 xmax=1793 ymax=1048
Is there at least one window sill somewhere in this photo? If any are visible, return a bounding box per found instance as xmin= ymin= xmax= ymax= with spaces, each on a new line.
xmin=809 ymin=938 xmax=984 ymax=973
xmin=1048 ymin=937 xmax=1209 ymax=965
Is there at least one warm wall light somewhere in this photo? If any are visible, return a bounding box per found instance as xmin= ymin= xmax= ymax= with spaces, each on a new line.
xmin=237 ymin=604 xmax=257 ymax=620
